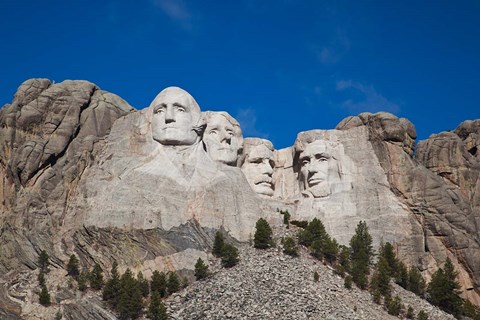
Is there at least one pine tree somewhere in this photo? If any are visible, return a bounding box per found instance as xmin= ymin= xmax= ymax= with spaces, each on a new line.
xmin=147 ymin=291 xmax=168 ymax=320
xmin=310 ymin=240 xmax=323 ymax=260
xmin=282 ymin=236 xmax=298 ymax=256
xmin=427 ymin=258 xmax=463 ymax=317
xmin=380 ymin=242 xmax=398 ymax=277
xmin=39 ymin=284 xmax=51 ymax=306
xmin=137 ymin=271 xmax=150 ymax=298
xmin=282 ymin=210 xmax=291 ymax=225
xmin=194 ymin=258 xmax=209 ymax=280
xmin=150 ymin=271 xmax=167 ymax=298
xmin=344 ymin=275 xmax=353 ymax=289
xmin=395 ymin=260 xmax=409 ymax=289
xmin=337 ymin=245 xmax=351 ymax=276
xmin=212 ymin=231 xmax=225 ymax=257
xmin=254 ymin=218 xmax=274 ymax=249
xmin=298 ymin=218 xmax=327 ymax=247
xmin=103 ymin=261 xmax=121 ymax=307
xmin=349 ymin=221 xmax=373 ymax=289
xmin=386 ymin=295 xmax=403 ymax=316
xmin=38 ymin=250 xmax=50 ymax=273
xmin=221 ymin=243 xmax=239 ymax=268
xmin=323 ymin=238 xmax=339 ymax=264
xmin=167 ymin=272 xmax=180 ymax=295
xmin=67 ymin=254 xmax=80 ymax=278
xmin=117 ymin=268 xmax=143 ymax=319
xmin=408 ymin=266 xmax=426 ymax=296
xmin=90 ymin=263 xmax=104 ymax=290
xmin=370 ymin=256 xmax=391 ymax=300
xmin=38 ymin=272 xmax=46 ymax=286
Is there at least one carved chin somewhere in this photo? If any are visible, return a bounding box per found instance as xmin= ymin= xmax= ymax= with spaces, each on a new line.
xmin=304 ymin=183 xmax=330 ymax=198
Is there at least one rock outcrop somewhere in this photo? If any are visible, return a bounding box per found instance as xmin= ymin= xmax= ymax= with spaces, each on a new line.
xmin=1 ymin=79 xmax=480 ymax=318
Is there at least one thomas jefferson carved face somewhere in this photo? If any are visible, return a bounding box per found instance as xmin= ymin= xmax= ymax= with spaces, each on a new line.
xmin=204 ymin=112 xmax=243 ymax=165
xmin=241 ymin=143 xmax=275 ymax=197
xmin=151 ymin=87 xmax=202 ymax=146
xmin=298 ymin=140 xmax=332 ymax=198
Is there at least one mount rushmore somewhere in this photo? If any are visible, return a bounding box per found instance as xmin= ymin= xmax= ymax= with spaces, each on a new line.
xmin=0 ymin=79 xmax=479 ymax=316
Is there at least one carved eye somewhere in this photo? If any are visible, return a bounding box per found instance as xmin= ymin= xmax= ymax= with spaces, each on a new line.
xmin=319 ymin=157 xmax=328 ymax=162
xmin=251 ymin=158 xmax=263 ymax=164
xmin=301 ymin=158 xmax=310 ymax=166
xmin=226 ymin=129 xmax=234 ymax=137
xmin=154 ymin=107 xmax=164 ymax=114
xmin=209 ymin=129 xmax=217 ymax=135
xmin=177 ymin=107 xmax=186 ymax=112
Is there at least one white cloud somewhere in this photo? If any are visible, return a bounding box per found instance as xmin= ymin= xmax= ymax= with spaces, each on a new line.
xmin=335 ymin=80 xmax=400 ymax=114
xmin=235 ymin=107 xmax=269 ymax=139
xmin=153 ymin=0 xmax=192 ymax=30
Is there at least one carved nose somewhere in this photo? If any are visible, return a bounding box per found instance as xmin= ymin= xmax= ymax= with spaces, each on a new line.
xmin=261 ymin=161 xmax=273 ymax=175
xmin=309 ymin=161 xmax=320 ymax=173
xmin=165 ymin=107 xmax=175 ymax=123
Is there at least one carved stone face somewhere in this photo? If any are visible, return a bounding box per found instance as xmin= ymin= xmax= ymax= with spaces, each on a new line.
xmin=241 ymin=144 xmax=275 ymax=197
xmin=204 ymin=113 xmax=242 ymax=165
xmin=151 ymin=87 xmax=201 ymax=146
xmin=299 ymin=140 xmax=331 ymax=197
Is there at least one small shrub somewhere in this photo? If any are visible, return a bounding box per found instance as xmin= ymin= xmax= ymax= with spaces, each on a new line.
xmin=221 ymin=243 xmax=239 ymax=268
xmin=344 ymin=275 xmax=352 ymax=289
xmin=212 ymin=231 xmax=225 ymax=257
xmin=254 ymin=218 xmax=274 ymax=249
xmin=406 ymin=306 xmax=415 ymax=319
xmin=313 ymin=271 xmax=319 ymax=282
xmin=417 ymin=310 xmax=428 ymax=320
xmin=38 ymin=250 xmax=50 ymax=273
xmin=282 ymin=237 xmax=298 ymax=256
xmin=39 ymin=284 xmax=51 ymax=306
xmin=194 ymin=258 xmax=209 ymax=280
xmin=290 ymin=220 xmax=308 ymax=229
xmin=38 ymin=272 xmax=46 ymax=286
xmin=55 ymin=310 xmax=63 ymax=320
xmin=386 ymin=295 xmax=403 ymax=316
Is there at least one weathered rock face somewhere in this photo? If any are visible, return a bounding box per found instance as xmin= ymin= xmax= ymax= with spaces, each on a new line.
xmin=1 ymin=79 xmax=480 ymax=317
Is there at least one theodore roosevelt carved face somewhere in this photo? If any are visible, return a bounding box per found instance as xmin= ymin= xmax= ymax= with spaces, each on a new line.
xmin=203 ymin=112 xmax=243 ymax=165
xmin=150 ymin=87 xmax=203 ymax=146
xmin=241 ymin=139 xmax=275 ymax=197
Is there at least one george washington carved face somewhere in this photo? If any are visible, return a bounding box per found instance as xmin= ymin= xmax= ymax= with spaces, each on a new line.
xmin=150 ymin=87 xmax=203 ymax=146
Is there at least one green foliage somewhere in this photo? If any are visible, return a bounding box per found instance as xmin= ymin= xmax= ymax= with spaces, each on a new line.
xmin=427 ymin=258 xmax=463 ymax=317
xmin=221 ymin=243 xmax=239 ymax=268
xmin=463 ymin=299 xmax=480 ymax=319
xmin=380 ymin=242 xmax=397 ymax=277
xmin=212 ymin=231 xmax=225 ymax=257
xmin=167 ymin=272 xmax=180 ymax=295
xmin=417 ymin=310 xmax=429 ymax=320
xmin=282 ymin=236 xmax=298 ymax=256
xmin=395 ymin=260 xmax=409 ymax=289
xmin=337 ymin=245 xmax=351 ymax=276
xmin=55 ymin=310 xmax=63 ymax=320
xmin=349 ymin=221 xmax=373 ymax=289
xmin=77 ymin=270 xmax=89 ymax=291
xmin=323 ymin=238 xmax=339 ymax=264
xmin=298 ymin=218 xmax=326 ymax=247
xmin=310 ymin=240 xmax=323 ymax=260
xmin=370 ymin=256 xmax=391 ymax=300
xmin=38 ymin=272 xmax=46 ymax=287
xmin=147 ymin=291 xmax=168 ymax=320
xmin=39 ymin=284 xmax=51 ymax=306
xmin=182 ymin=276 xmax=189 ymax=288
xmin=103 ymin=261 xmax=121 ymax=307
xmin=38 ymin=250 xmax=50 ymax=273
xmin=290 ymin=220 xmax=308 ymax=229
xmin=150 ymin=271 xmax=167 ymax=298
xmin=90 ymin=263 xmax=104 ymax=290
xmin=344 ymin=275 xmax=352 ymax=289
xmin=66 ymin=254 xmax=80 ymax=278
xmin=406 ymin=306 xmax=415 ymax=319
xmin=117 ymin=268 xmax=143 ymax=320
xmin=194 ymin=258 xmax=209 ymax=280
xmin=137 ymin=271 xmax=150 ymax=298
xmin=254 ymin=218 xmax=274 ymax=249
xmin=298 ymin=218 xmax=338 ymax=264
xmin=408 ymin=266 xmax=426 ymax=297
xmin=313 ymin=271 xmax=319 ymax=282
xmin=279 ymin=209 xmax=291 ymax=225
xmin=386 ymin=295 xmax=403 ymax=316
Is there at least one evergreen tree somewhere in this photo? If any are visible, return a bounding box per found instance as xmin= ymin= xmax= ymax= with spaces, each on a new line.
xmin=386 ymin=295 xmax=404 ymax=316
xmin=90 ymin=263 xmax=104 ymax=290
xmin=103 ymin=261 xmax=121 ymax=307
xmin=282 ymin=236 xmax=298 ymax=256
xmin=38 ymin=250 xmax=50 ymax=273
xmin=182 ymin=276 xmax=189 ymax=288
xmin=313 ymin=271 xmax=319 ymax=282
xmin=323 ymin=238 xmax=339 ymax=264
xmin=344 ymin=275 xmax=353 ymax=289
xmin=194 ymin=258 xmax=209 ymax=280
xmin=349 ymin=221 xmax=373 ymax=289
xmin=380 ymin=242 xmax=397 ymax=277
xmin=406 ymin=306 xmax=415 ymax=319
xmin=137 ymin=271 xmax=150 ymax=298
xmin=408 ymin=266 xmax=426 ymax=297
xmin=212 ymin=231 xmax=225 ymax=257
xmin=221 ymin=243 xmax=239 ymax=268
xmin=395 ymin=260 xmax=409 ymax=289
xmin=254 ymin=218 xmax=274 ymax=249
xmin=282 ymin=210 xmax=291 ymax=225
xmin=370 ymin=256 xmax=391 ymax=299
xmin=117 ymin=268 xmax=143 ymax=320
xmin=337 ymin=245 xmax=351 ymax=276
xmin=298 ymin=218 xmax=326 ymax=246
xmin=66 ymin=254 xmax=80 ymax=278
xmin=38 ymin=272 xmax=46 ymax=286
xmin=147 ymin=291 xmax=168 ymax=320
xmin=39 ymin=284 xmax=51 ymax=306
xmin=150 ymin=271 xmax=167 ymax=298
xmin=427 ymin=258 xmax=463 ymax=317
xmin=310 ymin=239 xmax=323 ymax=260
xmin=77 ymin=270 xmax=88 ymax=291
xmin=167 ymin=272 xmax=180 ymax=295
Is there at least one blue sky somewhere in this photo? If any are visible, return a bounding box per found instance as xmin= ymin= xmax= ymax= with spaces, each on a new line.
xmin=1 ymin=0 xmax=479 ymax=149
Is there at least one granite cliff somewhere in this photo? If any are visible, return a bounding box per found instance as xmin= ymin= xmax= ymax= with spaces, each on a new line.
xmin=0 ymin=79 xmax=479 ymax=318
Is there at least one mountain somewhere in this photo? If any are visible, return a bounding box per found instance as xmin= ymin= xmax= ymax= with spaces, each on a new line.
xmin=0 ymin=79 xmax=479 ymax=319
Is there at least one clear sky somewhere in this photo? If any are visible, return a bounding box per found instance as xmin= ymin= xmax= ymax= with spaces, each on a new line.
xmin=1 ymin=0 xmax=479 ymax=149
